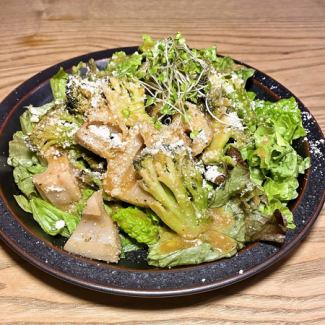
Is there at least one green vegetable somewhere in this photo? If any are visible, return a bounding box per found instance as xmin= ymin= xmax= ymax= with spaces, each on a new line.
xmin=210 ymin=164 xmax=250 ymax=208
xmin=243 ymin=125 xmax=308 ymax=181
xmin=30 ymin=197 xmax=80 ymax=237
xmin=65 ymin=76 xmax=96 ymax=115
xmin=20 ymin=110 xmax=34 ymax=135
xmin=210 ymin=201 xmax=246 ymax=245
xmin=207 ymin=59 xmax=256 ymax=127
xmin=106 ymin=51 xmax=143 ymax=78
xmin=104 ymin=77 xmax=150 ymax=127
xmin=236 ymin=67 xmax=255 ymax=83
xmin=140 ymin=34 xmax=156 ymax=53
xmin=202 ymin=128 xmax=234 ymax=164
xmin=254 ymin=97 xmax=306 ymax=143
xmin=148 ymin=241 xmax=223 ymax=268
xmin=14 ymin=195 xmax=32 ymax=213
xmin=263 ymin=178 xmax=299 ymax=202
xmin=28 ymin=106 xmax=83 ymax=154
xmin=8 ymin=131 xmax=46 ymax=197
xmin=112 ymin=207 xmax=159 ymax=245
xmin=8 ymin=131 xmax=36 ymax=168
xmin=120 ymin=234 xmax=143 ymax=257
xmin=148 ymin=228 xmax=237 ymax=267
xmin=239 ymin=97 xmax=310 ymax=227
xmin=260 ymin=200 xmax=294 ymax=229
xmin=72 ymin=61 xmax=87 ymax=75
xmin=244 ymin=206 xmax=286 ymax=242
xmin=138 ymin=33 xmax=223 ymax=118
xmin=50 ymin=67 xmax=68 ymax=100
xmin=23 ymin=102 xmax=56 ymax=131
xmin=68 ymin=147 xmax=105 ymax=188
xmin=13 ymin=165 xmax=44 ymax=197
xmin=135 ymin=148 xmax=210 ymax=239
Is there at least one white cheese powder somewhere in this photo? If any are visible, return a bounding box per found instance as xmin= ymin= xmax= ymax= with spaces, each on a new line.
xmin=141 ymin=140 xmax=189 ymax=157
xmin=66 ymin=75 xmax=108 ymax=109
xmin=204 ymin=165 xmax=223 ymax=182
xmin=45 ymin=185 xmax=64 ymax=193
xmin=225 ymin=112 xmax=245 ymax=131
xmin=55 ymin=220 xmax=65 ymax=230
xmin=88 ymin=124 xmax=123 ymax=148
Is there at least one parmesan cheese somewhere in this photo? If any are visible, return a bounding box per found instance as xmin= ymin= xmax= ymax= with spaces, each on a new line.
xmin=88 ymin=124 xmax=123 ymax=148
xmin=224 ymin=112 xmax=245 ymax=131
xmin=204 ymin=165 xmax=223 ymax=182
xmin=55 ymin=220 xmax=65 ymax=230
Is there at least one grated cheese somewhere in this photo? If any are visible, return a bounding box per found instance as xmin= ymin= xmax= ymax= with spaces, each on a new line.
xmin=224 ymin=112 xmax=245 ymax=131
xmin=141 ymin=140 xmax=190 ymax=157
xmin=204 ymin=165 xmax=223 ymax=182
xmin=45 ymin=184 xmax=64 ymax=193
xmin=88 ymin=124 xmax=123 ymax=148
xmin=55 ymin=220 xmax=65 ymax=230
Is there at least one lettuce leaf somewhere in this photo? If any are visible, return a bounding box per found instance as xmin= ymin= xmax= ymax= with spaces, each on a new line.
xmin=8 ymin=131 xmax=35 ymax=167
xmin=148 ymin=242 xmax=226 ymax=268
xmin=19 ymin=102 xmax=56 ymax=136
xmin=30 ymin=197 xmax=80 ymax=237
xmin=106 ymin=51 xmax=143 ymax=78
xmin=112 ymin=207 xmax=159 ymax=245
xmin=254 ymin=97 xmax=306 ymax=143
xmin=14 ymin=195 xmax=32 ymax=213
xmin=148 ymin=229 xmax=236 ymax=268
xmin=119 ymin=234 xmax=143 ymax=258
xmin=241 ymin=99 xmax=310 ymax=182
xmin=20 ymin=110 xmax=34 ymax=135
xmin=15 ymin=187 xmax=94 ymax=237
xmin=210 ymin=164 xmax=250 ymax=208
xmin=8 ymin=131 xmax=46 ymax=197
xmin=263 ymin=178 xmax=299 ymax=202
xmin=13 ymin=165 xmax=44 ymax=197
xmin=260 ymin=200 xmax=295 ymax=229
xmin=221 ymin=201 xmax=247 ymax=244
xmin=244 ymin=207 xmax=286 ymax=242
xmin=50 ymin=67 xmax=68 ymax=100
xmin=240 ymin=97 xmax=310 ymax=228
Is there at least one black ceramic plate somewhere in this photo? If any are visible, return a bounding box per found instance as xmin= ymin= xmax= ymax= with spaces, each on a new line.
xmin=0 ymin=47 xmax=324 ymax=298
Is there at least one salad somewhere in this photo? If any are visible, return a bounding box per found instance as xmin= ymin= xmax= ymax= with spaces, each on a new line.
xmin=8 ymin=34 xmax=310 ymax=268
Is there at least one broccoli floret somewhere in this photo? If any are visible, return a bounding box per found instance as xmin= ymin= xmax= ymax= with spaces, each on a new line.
xmin=134 ymin=147 xmax=210 ymax=239
xmin=66 ymin=75 xmax=94 ymax=115
xmin=104 ymin=77 xmax=151 ymax=126
xmin=112 ymin=207 xmax=159 ymax=245
xmin=28 ymin=107 xmax=83 ymax=155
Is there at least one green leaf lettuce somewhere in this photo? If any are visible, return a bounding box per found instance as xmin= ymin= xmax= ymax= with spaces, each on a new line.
xmin=30 ymin=197 xmax=80 ymax=237
xmin=50 ymin=67 xmax=68 ymax=100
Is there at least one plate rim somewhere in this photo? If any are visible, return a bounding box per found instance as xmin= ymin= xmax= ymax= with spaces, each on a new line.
xmin=0 ymin=47 xmax=324 ymax=298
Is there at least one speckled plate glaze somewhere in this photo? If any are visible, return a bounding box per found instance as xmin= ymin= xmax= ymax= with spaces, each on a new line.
xmin=0 ymin=47 xmax=324 ymax=297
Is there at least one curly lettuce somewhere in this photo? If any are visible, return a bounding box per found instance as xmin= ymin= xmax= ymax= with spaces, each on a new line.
xmin=240 ymin=97 xmax=310 ymax=228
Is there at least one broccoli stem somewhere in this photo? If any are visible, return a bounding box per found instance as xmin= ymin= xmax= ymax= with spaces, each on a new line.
xmin=137 ymin=151 xmax=209 ymax=239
